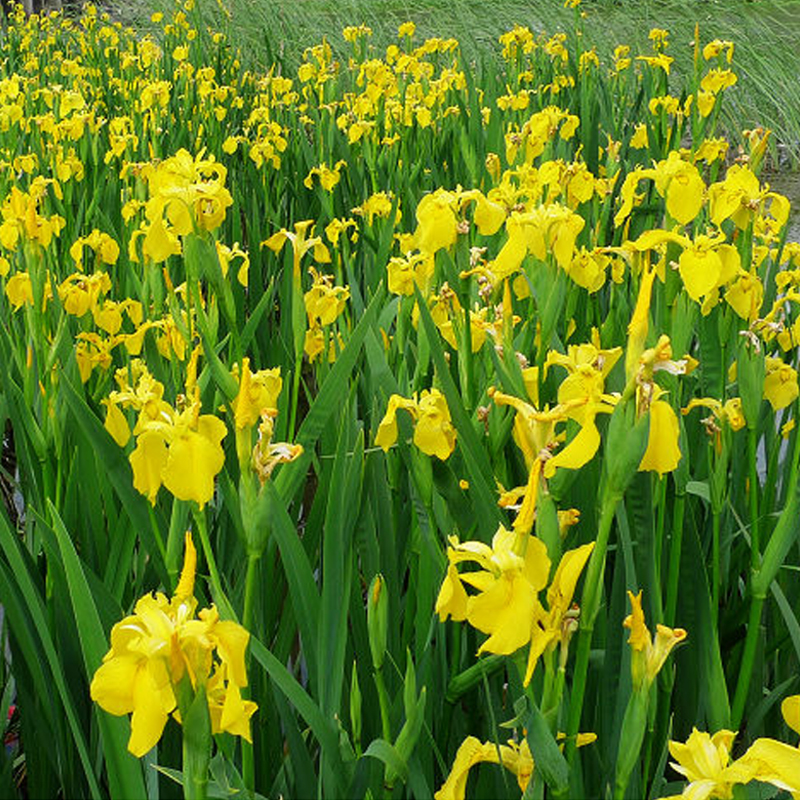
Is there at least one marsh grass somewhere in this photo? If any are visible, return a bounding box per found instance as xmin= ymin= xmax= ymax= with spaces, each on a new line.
xmin=135 ymin=0 xmax=800 ymax=162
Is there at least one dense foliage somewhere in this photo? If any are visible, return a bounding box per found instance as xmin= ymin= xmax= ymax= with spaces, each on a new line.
xmin=1 ymin=2 xmax=800 ymax=798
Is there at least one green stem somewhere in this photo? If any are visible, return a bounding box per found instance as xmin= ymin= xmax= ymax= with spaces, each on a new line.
xmin=654 ymin=476 xmax=667 ymax=591
xmin=287 ymin=360 xmax=301 ymax=443
xmin=147 ymin=504 xmax=168 ymax=566
xmin=374 ymin=667 xmax=391 ymax=742
xmin=730 ymin=595 xmax=765 ymax=730
xmin=565 ymin=491 xmax=619 ymax=761
xmin=748 ymin=427 xmax=761 ymax=571
xmin=712 ymin=510 xmax=721 ymax=630
xmin=191 ymin=508 xmax=226 ymax=611
xmin=241 ymin=553 xmax=259 ymax=793
xmin=734 ymin=400 xmax=800 ymax=728
xmin=243 ymin=553 xmax=259 ymax=631
xmin=664 ymin=494 xmax=685 ymax=627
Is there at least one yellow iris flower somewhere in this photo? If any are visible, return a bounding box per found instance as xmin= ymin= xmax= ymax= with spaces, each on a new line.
xmin=661 ymin=726 xmax=800 ymax=800
xmin=128 ymin=387 xmax=227 ymax=508
xmin=436 ymin=732 xmax=596 ymax=800
xmin=375 ymin=388 xmax=457 ymax=459
xmin=90 ymin=534 xmax=256 ymax=757
xmin=436 ymin=527 xmax=594 ymax=685
xmin=232 ymin=357 xmax=283 ymax=430
xmin=763 ymin=357 xmax=799 ymax=411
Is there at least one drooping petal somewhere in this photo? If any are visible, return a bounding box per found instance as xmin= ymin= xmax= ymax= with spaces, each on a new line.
xmin=524 ymin=624 xmax=557 ymax=686
xmin=219 ymin=681 xmax=257 ymax=742
xmin=129 ymin=430 xmax=168 ymax=504
xmin=728 ymin=738 xmax=800 ymax=796
xmin=163 ymin=430 xmax=224 ymax=508
xmin=522 ymin=532 xmax=551 ymax=593
xmin=434 ymin=736 xmax=501 ymax=800
xmin=435 ymin=564 xmax=469 ymax=622
xmin=468 ymin=573 xmax=537 ymax=655
xmin=781 ymin=695 xmax=800 ymax=737
xmin=679 ymin=246 xmax=722 ymax=301
xmin=375 ymin=395 xmax=416 ymax=452
xmin=127 ymin=666 xmax=173 ymax=757
xmin=103 ymin=399 xmax=131 ymax=447
xmin=639 ymin=399 xmax=681 ymax=476
xmin=543 ymin=413 xmax=600 ymax=479
xmin=211 ymin=620 xmax=250 ymax=688
xmin=90 ymin=655 xmax=140 ymax=715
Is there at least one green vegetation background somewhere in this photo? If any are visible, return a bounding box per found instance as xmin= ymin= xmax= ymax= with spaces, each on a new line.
xmin=129 ymin=0 xmax=800 ymax=167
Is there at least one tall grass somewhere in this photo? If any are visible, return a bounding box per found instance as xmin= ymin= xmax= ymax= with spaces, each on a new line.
xmin=135 ymin=0 xmax=800 ymax=162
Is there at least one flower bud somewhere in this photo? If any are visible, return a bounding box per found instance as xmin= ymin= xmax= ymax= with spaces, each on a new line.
xmin=737 ymin=335 xmax=765 ymax=429
xmin=367 ymin=574 xmax=389 ymax=671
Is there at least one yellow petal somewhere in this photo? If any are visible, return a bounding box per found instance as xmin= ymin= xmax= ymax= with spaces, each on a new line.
xmin=543 ymin=414 xmax=600 ymax=479
xmin=468 ymin=573 xmax=537 ymax=655
xmin=434 ymin=736 xmax=501 ymax=800
xmin=666 ymin=166 xmax=705 ymax=225
xmin=730 ymin=738 xmax=800 ymax=795
xmin=473 ymin=193 xmax=506 ymax=236
xmin=623 ymin=590 xmax=650 ymax=652
xmin=679 ymin=246 xmax=722 ymax=301
xmin=782 ymin=696 xmax=800 ymax=737
xmin=414 ymin=192 xmax=458 ymax=254
xmin=547 ymin=542 xmax=595 ymax=613
xmin=129 ymin=430 xmax=168 ymax=504
xmin=163 ymin=430 xmax=224 ymax=508
xmin=435 ymin=563 xmax=469 ymax=622
xmin=764 ymin=364 xmax=799 ymax=411
xmin=414 ymin=392 xmax=457 ymax=460
xmin=220 ymin=681 xmax=257 ymax=742
xmin=143 ymin=217 xmax=181 ymax=263
xmin=174 ymin=532 xmax=197 ymax=599
xmin=626 ymin=265 xmax=657 ymax=380
xmin=524 ymin=625 xmax=557 ymax=685
xmin=103 ymin=400 xmax=131 ymax=447
xmin=648 ymin=623 xmax=687 ymax=680
xmin=375 ymin=395 xmax=414 ymax=452
xmin=127 ymin=667 xmax=172 ymax=757
xmin=212 ymin=620 xmax=250 ymax=688
xmin=639 ymin=399 xmax=681 ymax=476
xmin=490 ymin=217 xmax=528 ymax=279
xmin=90 ymin=655 xmax=139 ymax=716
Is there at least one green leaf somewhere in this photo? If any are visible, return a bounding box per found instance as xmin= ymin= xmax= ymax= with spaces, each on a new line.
xmin=0 ymin=507 xmax=103 ymax=797
xmin=249 ymin=636 xmax=343 ymax=794
xmin=363 ymin=739 xmax=408 ymax=784
xmin=414 ymin=284 xmax=503 ymax=535
xmin=686 ymin=481 xmax=711 ymax=504
xmin=317 ymin=419 xmax=362 ymax=717
xmin=48 ymin=502 xmax=147 ymax=800
xmin=264 ymin=480 xmax=320 ymax=681
xmin=525 ymin=700 xmax=569 ymax=795
xmin=60 ymin=374 xmax=169 ymax=588
xmin=275 ymin=282 xmax=385 ymax=505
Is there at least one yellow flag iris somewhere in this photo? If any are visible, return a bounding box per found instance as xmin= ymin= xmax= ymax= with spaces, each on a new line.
xmin=90 ymin=534 xmax=256 ymax=756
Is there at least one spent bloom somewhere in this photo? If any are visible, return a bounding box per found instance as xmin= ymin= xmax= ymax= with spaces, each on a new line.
xmin=624 ymin=590 xmax=686 ymax=691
